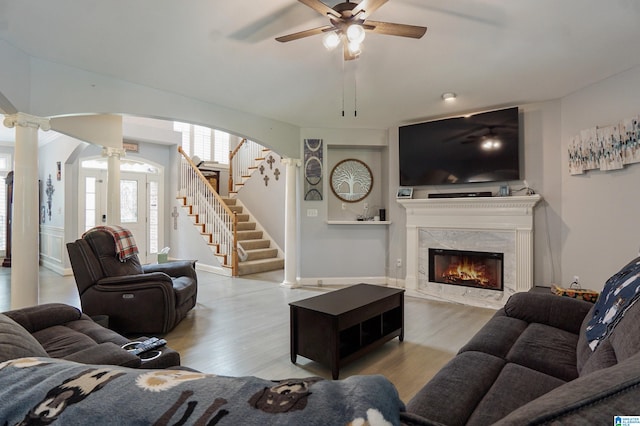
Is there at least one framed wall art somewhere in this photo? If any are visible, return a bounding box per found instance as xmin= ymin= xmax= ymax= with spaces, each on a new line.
xmin=330 ymin=158 xmax=373 ymax=203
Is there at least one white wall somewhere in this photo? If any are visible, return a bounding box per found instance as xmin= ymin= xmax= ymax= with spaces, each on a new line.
xmin=299 ymin=127 xmax=389 ymax=283
xmin=237 ymin=153 xmax=286 ymax=250
xmin=560 ymin=66 xmax=640 ymax=291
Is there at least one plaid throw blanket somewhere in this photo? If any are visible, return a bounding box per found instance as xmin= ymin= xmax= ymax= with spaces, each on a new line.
xmin=83 ymin=225 xmax=139 ymax=262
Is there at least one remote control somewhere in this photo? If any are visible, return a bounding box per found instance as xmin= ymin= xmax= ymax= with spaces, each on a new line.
xmin=129 ymin=338 xmax=167 ymax=355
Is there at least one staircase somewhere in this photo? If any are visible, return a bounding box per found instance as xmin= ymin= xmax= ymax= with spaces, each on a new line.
xmin=177 ymin=146 xmax=284 ymax=277
xmin=224 ymin=198 xmax=284 ymax=276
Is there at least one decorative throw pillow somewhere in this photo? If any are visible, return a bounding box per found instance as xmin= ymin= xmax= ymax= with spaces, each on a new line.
xmin=0 ymin=314 xmax=49 ymax=362
xmin=585 ymin=257 xmax=640 ymax=350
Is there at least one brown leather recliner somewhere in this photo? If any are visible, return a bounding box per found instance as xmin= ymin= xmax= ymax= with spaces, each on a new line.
xmin=66 ymin=229 xmax=197 ymax=334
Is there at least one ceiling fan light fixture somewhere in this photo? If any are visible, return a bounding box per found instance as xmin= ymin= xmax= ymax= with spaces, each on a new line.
xmin=348 ymin=40 xmax=362 ymax=56
xmin=346 ymin=24 xmax=366 ymax=44
xmin=441 ymin=92 xmax=457 ymax=102
xmin=323 ymin=31 xmax=341 ymax=50
xmin=481 ymin=139 xmax=501 ymax=150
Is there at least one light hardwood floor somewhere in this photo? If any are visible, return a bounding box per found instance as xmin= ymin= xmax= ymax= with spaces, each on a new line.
xmin=0 ymin=266 xmax=496 ymax=402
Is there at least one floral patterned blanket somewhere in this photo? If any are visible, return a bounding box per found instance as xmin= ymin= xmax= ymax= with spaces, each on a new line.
xmin=0 ymin=357 xmax=404 ymax=425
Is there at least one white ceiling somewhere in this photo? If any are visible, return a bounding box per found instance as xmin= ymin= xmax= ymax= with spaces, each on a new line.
xmin=1 ymin=0 xmax=640 ymax=130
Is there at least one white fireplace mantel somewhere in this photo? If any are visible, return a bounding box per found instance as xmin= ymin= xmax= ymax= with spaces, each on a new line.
xmin=398 ymin=195 xmax=542 ymax=309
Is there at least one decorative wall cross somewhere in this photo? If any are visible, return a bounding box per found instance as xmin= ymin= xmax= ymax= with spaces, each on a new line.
xmin=45 ymin=174 xmax=54 ymax=221
xmin=171 ymin=207 xmax=180 ymax=230
xmin=264 ymin=175 xmax=270 ymax=186
xmin=267 ymin=155 xmax=275 ymax=170
xmin=259 ymin=164 xmax=265 ymax=175
xmin=274 ymin=168 xmax=281 ymax=181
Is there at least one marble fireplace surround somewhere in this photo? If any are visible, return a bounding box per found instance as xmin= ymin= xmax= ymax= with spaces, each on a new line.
xmin=398 ymin=195 xmax=542 ymax=309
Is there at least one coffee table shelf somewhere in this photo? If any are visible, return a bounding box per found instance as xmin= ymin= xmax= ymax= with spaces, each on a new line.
xmin=290 ymin=284 xmax=404 ymax=379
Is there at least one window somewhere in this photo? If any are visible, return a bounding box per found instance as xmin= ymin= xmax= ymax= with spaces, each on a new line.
xmin=213 ymin=130 xmax=230 ymax=164
xmin=174 ymin=121 xmax=230 ymax=165
xmin=84 ymin=177 xmax=97 ymax=232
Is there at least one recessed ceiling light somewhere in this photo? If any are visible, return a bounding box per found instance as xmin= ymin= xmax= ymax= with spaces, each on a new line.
xmin=441 ymin=92 xmax=457 ymax=102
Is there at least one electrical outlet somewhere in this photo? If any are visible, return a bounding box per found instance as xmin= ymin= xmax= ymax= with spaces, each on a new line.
xmin=364 ymin=202 xmax=369 ymax=210
xmin=341 ymin=203 xmax=346 ymax=210
xmin=572 ymin=275 xmax=580 ymax=286
xmin=396 ymin=258 xmax=402 ymax=268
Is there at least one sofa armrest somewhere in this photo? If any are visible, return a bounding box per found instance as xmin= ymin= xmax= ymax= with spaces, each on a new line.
xmin=3 ymin=303 xmax=82 ymax=333
xmin=504 ymin=292 xmax=593 ymax=334
xmin=62 ymin=342 xmax=142 ymax=368
xmin=143 ymin=260 xmax=197 ymax=280
xmin=97 ymin=271 xmax=172 ymax=286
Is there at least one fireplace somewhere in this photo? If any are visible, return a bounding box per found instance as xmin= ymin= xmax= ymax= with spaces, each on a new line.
xmin=429 ymin=248 xmax=504 ymax=291
xmin=398 ymin=195 xmax=541 ymax=308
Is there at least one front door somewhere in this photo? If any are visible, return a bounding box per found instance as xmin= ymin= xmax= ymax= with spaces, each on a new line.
xmin=79 ymin=159 xmax=163 ymax=264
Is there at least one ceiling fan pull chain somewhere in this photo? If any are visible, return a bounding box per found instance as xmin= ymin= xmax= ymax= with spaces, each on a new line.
xmin=354 ymin=71 xmax=358 ymax=117
xmin=342 ymin=55 xmax=346 ymax=117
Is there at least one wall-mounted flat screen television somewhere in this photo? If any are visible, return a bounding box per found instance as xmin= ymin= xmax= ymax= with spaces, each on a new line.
xmin=399 ymin=107 xmax=521 ymax=186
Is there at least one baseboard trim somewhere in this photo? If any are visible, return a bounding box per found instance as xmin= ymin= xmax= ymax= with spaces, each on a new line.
xmin=39 ymin=258 xmax=72 ymax=276
xmin=298 ymin=276 xmax=389 ymax=287
xmin=195 ymin=262 xmax=232 ymax=277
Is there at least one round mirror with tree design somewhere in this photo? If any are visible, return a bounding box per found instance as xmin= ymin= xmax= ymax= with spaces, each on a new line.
xmin=330 ymin=159 xmax=373 ymax=202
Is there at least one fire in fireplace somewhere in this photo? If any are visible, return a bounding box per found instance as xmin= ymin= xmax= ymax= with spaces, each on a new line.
xmin=429 ymin=248 xmax=504 ymax=291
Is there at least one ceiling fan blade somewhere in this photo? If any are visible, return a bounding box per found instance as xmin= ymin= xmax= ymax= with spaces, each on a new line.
xmin=276 ymin=25 xmax=335 ymax=42
xmin=352 ymin=0 xmax=388 ymax=19
xmin=364 ymin=20 xmax=427 ymax=38
xmin=298 ymin=0 xmax=341 ymax=19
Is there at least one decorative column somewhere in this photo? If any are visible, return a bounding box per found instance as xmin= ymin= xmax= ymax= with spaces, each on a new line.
xmin=281 ymin=157 xmax=301 ymax=288
xmin=102 ymin=147 xmax=125 ymax=225
xmin=3 ymin=113 xmax=50 ymax=309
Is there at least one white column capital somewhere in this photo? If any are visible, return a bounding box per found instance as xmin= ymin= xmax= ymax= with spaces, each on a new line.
xmin=3 ymin=113 xmax=51 ymax=131
xmin=101 ymin=146 xmax=126 ymax=158
xmin=281 ymin=157 xmax=302 ymax=167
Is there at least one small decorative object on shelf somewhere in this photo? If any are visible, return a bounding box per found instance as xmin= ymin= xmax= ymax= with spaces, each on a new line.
xmin=396 ymin=187 xmax=413 ymax=199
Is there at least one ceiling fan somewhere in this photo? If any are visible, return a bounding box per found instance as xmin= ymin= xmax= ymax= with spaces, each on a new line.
xmin=275 ymin=0 xmax=427 ymax=60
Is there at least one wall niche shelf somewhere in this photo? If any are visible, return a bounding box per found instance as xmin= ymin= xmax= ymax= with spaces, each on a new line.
xmin=327 ymin=220 xmax=391 ymax=225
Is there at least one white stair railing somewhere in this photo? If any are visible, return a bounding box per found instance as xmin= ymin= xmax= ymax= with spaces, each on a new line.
xmin=178 ymin=147 xmax=238 ymax=275
xmin=228 ymin=139 xmax=267 ymax=194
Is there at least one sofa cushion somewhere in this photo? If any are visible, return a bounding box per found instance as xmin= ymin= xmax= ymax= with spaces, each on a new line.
xmin=172 ymin=275 xmax=197 ymax=306
xmin=506 ymin=323 xmax=579 ymax=382
xmin=579 ymin=339 xmax=618 ymax=376
xmin=458 ymin=313 xmax=528 ymax=358
xmin=407 ymin=351 xmax=506 ymax=426
xmin=504 ymin=292 xmax=592 ymax=335
xmin=493 ymin=351 xmax=640 ymax=425
xmin=0 ymin=314 xmax=48 ymax=362
xmin=31 ymin=325 xmax=99 ymax=358
xmin=3 ymin=303 xmax=82 ymax=333
xmin=466 ymin=363 xmax=565 ymax=426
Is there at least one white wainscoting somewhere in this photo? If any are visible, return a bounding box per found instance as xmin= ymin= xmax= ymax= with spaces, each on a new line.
xmin=40 ymin=225 xmax=71 ymax=275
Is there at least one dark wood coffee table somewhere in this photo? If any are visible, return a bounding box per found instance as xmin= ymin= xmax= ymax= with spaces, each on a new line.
xmin=289 ymin=283 xmax=404 ymax=379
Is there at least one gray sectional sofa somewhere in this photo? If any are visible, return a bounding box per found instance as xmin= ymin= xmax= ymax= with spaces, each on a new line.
xmin=403 ymin=256 xmax=640 ymax=425
xmin=3 ymin=256 xmax=640 ymax=424
xmin=0 ymin=303 xmax=180 ymax=369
